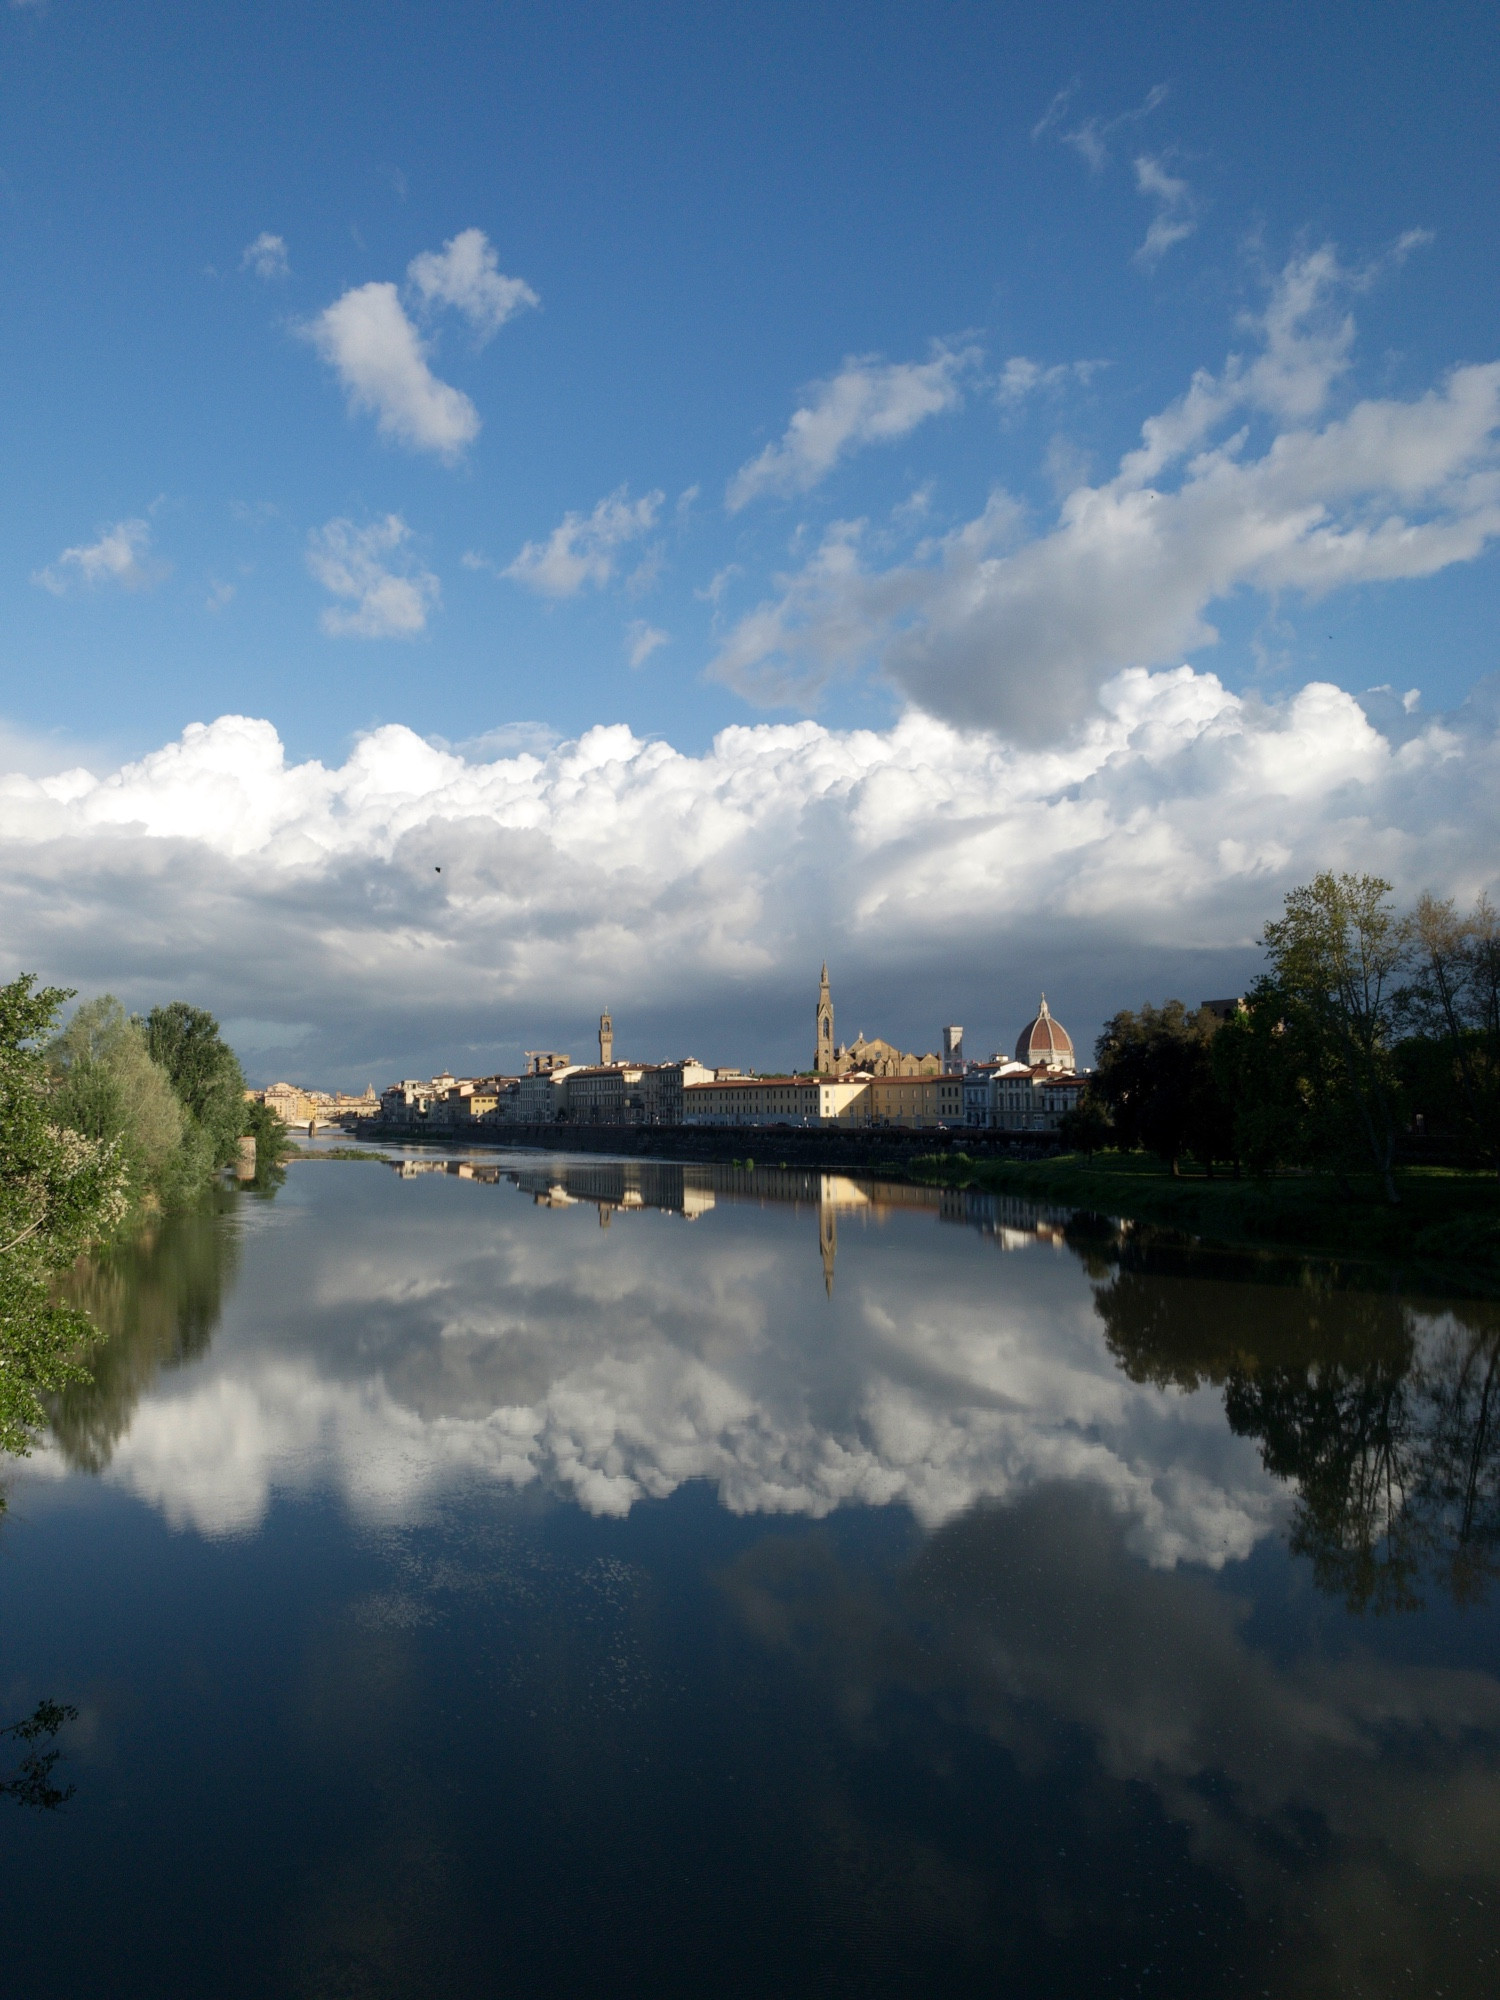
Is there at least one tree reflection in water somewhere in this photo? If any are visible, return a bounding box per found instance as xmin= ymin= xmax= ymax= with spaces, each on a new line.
xmin=1082 ymin=1220 xmax=1500 ymax=1611
xmin=47 ymin=1193 xmax=242 ymax=1475
xmin=1 ymin=1701 xmax=78 ymax=1810
xmin=722 ymin=1483 xmax=1500 ymax=1998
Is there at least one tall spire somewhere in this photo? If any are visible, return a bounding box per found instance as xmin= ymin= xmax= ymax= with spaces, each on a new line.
xmin=815 ymin=963 xmax=835 ymax=1074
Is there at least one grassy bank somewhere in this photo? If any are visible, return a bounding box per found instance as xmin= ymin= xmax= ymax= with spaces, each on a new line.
xmin=906 ymin=1150 xmax=1500 ymax=1291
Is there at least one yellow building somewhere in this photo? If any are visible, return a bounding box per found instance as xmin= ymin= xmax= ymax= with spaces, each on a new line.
xmin=864 ymin=1073 xmax=965 ymax=1128
xmin=260 ymin=1081 xmax=316 ymax=1127
xmin=685 ymin=1068 xmax=966 ymax=1130
xmin=684 ymin=1075 xmax=871 ymax=1127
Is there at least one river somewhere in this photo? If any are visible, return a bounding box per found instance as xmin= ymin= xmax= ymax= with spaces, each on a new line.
xmin=3 ymin=1146 xmax=1498 ymax=1997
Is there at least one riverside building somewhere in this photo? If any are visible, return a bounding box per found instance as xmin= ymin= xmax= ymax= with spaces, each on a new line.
xmin=373 ymin=981 xmax=1084 ymax=1138
xmin=683 ymin=1075 xmax=872 ymax=1127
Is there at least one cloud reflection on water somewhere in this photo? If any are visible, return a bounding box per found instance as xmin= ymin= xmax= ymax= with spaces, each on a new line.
xmin=47 ymin=1158 xmax=1278 ymax=1564
xmin=17 ymin=1157 xmax=1500 ymax=1995
xmin=722 ymin=1483 xmax=1500 ymax=1995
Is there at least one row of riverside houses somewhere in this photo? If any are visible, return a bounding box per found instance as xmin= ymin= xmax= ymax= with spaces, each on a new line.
xmin=244 ymin=1083 xmax=381 ymax=1130
xmin=363 ymin=972 xmax=1093 ymax=1138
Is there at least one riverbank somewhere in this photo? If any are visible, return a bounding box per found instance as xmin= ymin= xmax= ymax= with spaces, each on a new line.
xmin=349 ymin=1121 xmax=1500 ymax=1288
xmin=903 ymin=1151 xmax=1500 ymax=1292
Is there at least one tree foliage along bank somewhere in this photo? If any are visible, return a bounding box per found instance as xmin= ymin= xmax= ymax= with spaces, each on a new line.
xmin=48 ymin=995 xmax=288 ymax=1208
xmin=1066 ymin=875 xmax=1500 ymax=1201
xmin=0 ymin=979 xmax=129 ymax=1457
xmin=1 ymin=975 xmax=287 ymax=1465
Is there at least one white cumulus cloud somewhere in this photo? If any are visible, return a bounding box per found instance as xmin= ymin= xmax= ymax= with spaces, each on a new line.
xmin=0 ymin=665 xmax=1497 ymax=1076
xmin=727 ymin=345 xmax=978 ymax=510
xmin=504 ymin=487 xmax=664 ymax=597
xmin=712 ymin=249 xmax=1500 ymax=741
xmin=305 ymin=515 xmax=439 ymax=638
xmin=241 ymin=231 xmax=289 ymax=280
xmin=406 ymin=227 xmax=538 ymax=342
xmin=32 ymin=517 xmax=161 ymax=595
xmin=303 ymin=281 xmax=480 ymax=460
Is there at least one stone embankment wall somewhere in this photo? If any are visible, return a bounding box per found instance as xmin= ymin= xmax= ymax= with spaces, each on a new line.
xmin=360 ymin=1120 xmax=1059 ymax=1167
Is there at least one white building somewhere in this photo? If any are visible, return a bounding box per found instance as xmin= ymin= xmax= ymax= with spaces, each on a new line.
xmin=963 ymin=1060 xmax=1033 ymax=1129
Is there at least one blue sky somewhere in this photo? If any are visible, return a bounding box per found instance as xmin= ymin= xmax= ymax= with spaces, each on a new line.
xmin=2 ymin=1 xmax=1498 ymax=1079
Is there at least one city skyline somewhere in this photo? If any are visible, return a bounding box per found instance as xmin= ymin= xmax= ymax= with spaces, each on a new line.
xmin=248 ymin=972 xmax=1076 ymax=1096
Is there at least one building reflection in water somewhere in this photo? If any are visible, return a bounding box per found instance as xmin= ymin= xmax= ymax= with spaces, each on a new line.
xmin=387 ymin=1151 xmax=1071 ymax=1299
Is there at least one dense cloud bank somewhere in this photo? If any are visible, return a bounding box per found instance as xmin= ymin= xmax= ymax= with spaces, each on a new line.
xmin=2 ymin=666 xmax=1498 ymax=1079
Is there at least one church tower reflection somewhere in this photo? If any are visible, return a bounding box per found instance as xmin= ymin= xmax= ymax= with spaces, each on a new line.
xmin=819 ymin=1200 xmax=837 ymax=1298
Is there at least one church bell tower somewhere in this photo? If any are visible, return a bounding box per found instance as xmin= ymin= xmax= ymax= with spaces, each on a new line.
xmin=815 ymin=963 xmax=835 ymax=1074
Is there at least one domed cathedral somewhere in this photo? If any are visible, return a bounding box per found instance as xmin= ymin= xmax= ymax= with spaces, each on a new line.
xmin=1014 ymin=995 xmax=1075 ymax=1073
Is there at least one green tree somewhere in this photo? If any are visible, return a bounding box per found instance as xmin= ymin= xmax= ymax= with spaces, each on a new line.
xmin=1398 ymin=891 xmax=1500 ymax=1172
xmin=145 ymin=1002 xmax=247 ymax=1168
xmin=1091 ymin=1001 xmax=1232 ymax=1175
xmin=0 ymin=976 xmax=128 ymax=1461
xmin=1058 ymin=1092 xmax=1113 ymax=1159
xmin=241 ymin=1096 xmax=290 ymax=1184
xmin=49 ymin=997 xmax=193 ymax=1204
xmin=1260 ymin=872 xmax=1408 ymax=1203
xmin=1211 ymin=983 xmax=1323 ymax=1174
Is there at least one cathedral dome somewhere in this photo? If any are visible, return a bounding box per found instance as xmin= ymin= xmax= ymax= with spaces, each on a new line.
xmin=1014 ymin=995 xmax=1075 ymax=1072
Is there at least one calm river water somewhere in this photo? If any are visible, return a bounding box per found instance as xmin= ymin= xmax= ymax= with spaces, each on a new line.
xmin=3 ymin=1147 xmax=1499 ymax=1997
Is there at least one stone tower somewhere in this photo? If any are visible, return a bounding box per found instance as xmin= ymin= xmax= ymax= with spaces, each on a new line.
xmin=599 ymin=1009 xmax=613 ymax=1065
xmin=815 ymin=963 xmax=835 ymax=1074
